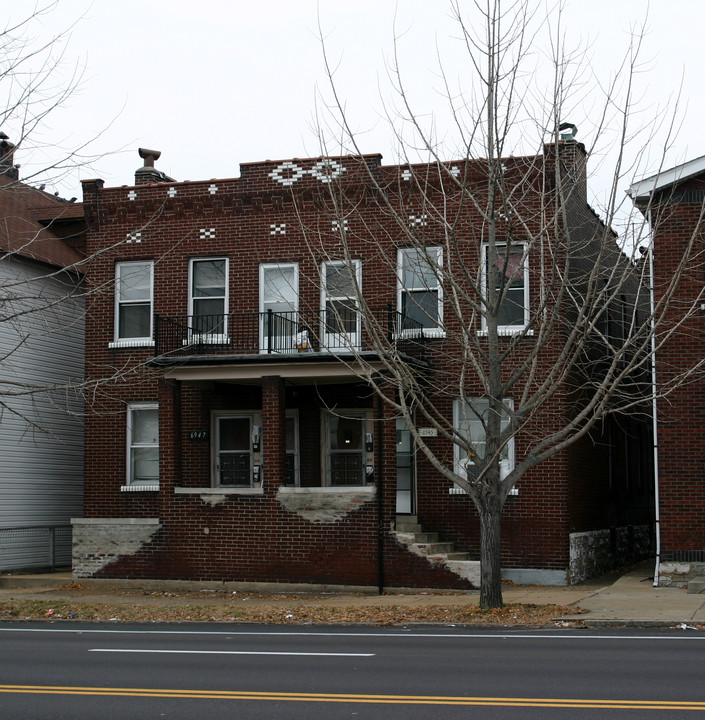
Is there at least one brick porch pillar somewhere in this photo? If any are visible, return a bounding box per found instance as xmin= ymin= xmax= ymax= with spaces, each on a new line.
xmin=157 ymin=378 xmax=181 ymax=515
xmin=262 ymin=376 xmax=285 ymax=490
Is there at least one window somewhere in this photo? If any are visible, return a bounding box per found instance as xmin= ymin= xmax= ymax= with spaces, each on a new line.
xmin=326 ymin=412 xmax=367 ymax=486
xmin=114 ymin=261 xmax=153 ymax=344
xmin=260 ymin=263 xmax=298 ymax=352
xmin=398 ymin=247 xmax=443 ymax=333
xmin=453 ymin=398 xmax=514 ymax=481
xmin=189 ymin=258 xmax=228 ymax=339
xmin=482 ymin=242 xmax=529 ymax=331
xmin=321 ymin=260 xmax=361 ymax=350
xmin=127 ymin=404 xmax=159 ymax=486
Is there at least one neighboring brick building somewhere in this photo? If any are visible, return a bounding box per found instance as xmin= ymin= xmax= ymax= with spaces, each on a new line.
xmin=73 ymin=143 xmax=653 ymax=588
xmin=629 ymin=156 xmax=705 ymax=588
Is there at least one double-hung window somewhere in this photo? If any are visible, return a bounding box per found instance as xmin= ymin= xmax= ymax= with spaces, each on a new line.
xmin=454 ymin=398 xmax=514 ymax=481
xmin=114 ymin=261 xmax=153 ymax=345
xmin=126 ymin=403 xmax=159 ymax=487
xmin=321 ymin=260 xmax=361 ymax=351
xmin=398 ymin=247 xmax=443 ymax=335
xmin=482 ymin=242 xmax=529 ymax=332
xmin=189 ymin=258 xmax=228 ymax=341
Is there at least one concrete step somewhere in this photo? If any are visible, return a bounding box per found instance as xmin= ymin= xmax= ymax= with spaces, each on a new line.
xmin=413 ymin=532 xmax=439 ymax=544
xmin=395 ymin=516 xmax=422 ymax=533
xmin=445 ymin=551 xmax=472 ymax=561
xmin=412 ymin=541 xmax=455 ymax=556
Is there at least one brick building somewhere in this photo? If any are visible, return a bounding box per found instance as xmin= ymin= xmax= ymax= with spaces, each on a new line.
xmin=629 ymin=156 xmax=705 ymax=588
xmin=73 ymin=142 xmax=653 ymax=588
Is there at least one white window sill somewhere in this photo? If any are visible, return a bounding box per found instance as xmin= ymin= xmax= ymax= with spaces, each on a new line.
xmin=278 ymin=485 xmax=375 ymax=494
xmin=174 ymin=487 xmax=264 ymax=496
xmin=476 ymin=328 xmax=534 ymax=337
xmin=110 ymin=339 xmax=155 ymax=349
xmin=121 ymin=484 xmax=159 ymax=492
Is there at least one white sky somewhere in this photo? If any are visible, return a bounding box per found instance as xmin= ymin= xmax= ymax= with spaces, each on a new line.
xmin=5 ymin=0 xmax=704 ymax=216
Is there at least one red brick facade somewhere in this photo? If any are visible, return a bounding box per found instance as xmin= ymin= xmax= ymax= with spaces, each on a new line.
xmin=76 ymin=146 xmax=653 ymax=588
xmin=631 ymin=166 xmax=705 ymax=580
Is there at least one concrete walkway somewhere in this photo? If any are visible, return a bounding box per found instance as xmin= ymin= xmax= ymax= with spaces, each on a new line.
xmin=1 ymin=560 xmax=704 ymax=627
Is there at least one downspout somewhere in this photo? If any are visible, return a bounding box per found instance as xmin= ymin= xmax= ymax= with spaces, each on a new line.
xmin=648 ymin=207 xmax=661 ymax=587
xmin=376 ymin=394 xmax=385 ymax=594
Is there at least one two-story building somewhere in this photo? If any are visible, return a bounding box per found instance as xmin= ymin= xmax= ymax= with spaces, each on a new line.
xmin=72 ymin=143 xmax=653 ymax=589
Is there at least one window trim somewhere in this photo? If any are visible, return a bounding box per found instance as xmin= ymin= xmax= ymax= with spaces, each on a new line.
xmin=113 ymin=260 xmax=154 ymax=346
xmin=481 ymin=242 xmax=529 ymax=333
xmin=188 ymin=257 xmax=229 ymax=343
xmin=453 ymin=397 xmax=514 ymax=483
xmin=397 ymin=246 xmax=444 ymax=337
xmin=125 ymin=403 xmax=159 ymax=488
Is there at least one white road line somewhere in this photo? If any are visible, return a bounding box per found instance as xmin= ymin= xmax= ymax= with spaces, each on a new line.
xmin=89 ymin=649 xmax=374 ymax=657
xmin=1 ymin=627 xmax=704 ymax=641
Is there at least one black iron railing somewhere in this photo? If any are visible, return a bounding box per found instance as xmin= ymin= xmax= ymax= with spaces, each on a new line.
xmin=154 ymin=307 xmax=428 ymax=360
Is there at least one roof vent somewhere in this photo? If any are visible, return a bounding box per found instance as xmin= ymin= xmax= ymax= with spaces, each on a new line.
xmin=135 ymin=147 xmax=175 ymax=185
xmin=559 ymin=122 xmax=578 ymax=141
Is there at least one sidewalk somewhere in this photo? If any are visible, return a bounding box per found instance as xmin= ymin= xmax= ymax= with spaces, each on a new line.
xmin=1 ymin=560 xmax=704 ymax=627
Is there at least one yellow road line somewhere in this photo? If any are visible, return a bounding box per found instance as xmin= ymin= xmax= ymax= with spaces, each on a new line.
xmin=0 ymin=685 xmax=704 ymax=710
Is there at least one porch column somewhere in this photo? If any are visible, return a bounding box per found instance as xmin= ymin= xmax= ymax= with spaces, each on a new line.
xmin=157 ymin=378 xmax=181 ymax=514
xmin=262 ymin=375 xmax=286 ymax=489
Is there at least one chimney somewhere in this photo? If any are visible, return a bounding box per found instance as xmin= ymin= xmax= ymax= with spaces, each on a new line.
xmin=0 ymin=132 xmax=19 ymax=181
xmin=135 ymin=147 xmax=175 ymax=185
xmin=544 ymin=122 xmax=588 ymax=205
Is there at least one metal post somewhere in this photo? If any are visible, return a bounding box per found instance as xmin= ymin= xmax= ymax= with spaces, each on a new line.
xmin=267 ymin=309 xmax=273 ymax=353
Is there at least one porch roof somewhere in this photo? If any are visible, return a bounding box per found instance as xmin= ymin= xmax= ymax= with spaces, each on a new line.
xmin=150 ymin=350 xmax=428 ymax=384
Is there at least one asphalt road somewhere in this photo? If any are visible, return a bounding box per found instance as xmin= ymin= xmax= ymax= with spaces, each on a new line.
xmin=1 ymin=623 xmax=705 ymax=718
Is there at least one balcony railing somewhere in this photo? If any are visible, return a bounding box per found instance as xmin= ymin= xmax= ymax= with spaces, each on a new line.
xmin=153 ymin=307 xmax=428 ymax=361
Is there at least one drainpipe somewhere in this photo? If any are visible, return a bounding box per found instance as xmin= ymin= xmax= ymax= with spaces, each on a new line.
xmin=648 ymin=208 xmax=661 ymax=587
xmin=377 ymin=394 xmax=384 ymax=594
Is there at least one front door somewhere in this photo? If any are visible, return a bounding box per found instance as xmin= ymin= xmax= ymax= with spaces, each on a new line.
xmin=396 ymin=418 xmax=415 ymax=513
xmin=216 ymin=415 xmax=252 ymax=486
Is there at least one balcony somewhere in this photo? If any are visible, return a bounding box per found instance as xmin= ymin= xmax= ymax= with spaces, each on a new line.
xmin=152 ymin=307 xmax=429 ymax=365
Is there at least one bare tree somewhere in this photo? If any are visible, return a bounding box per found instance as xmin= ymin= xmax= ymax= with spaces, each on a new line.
xmin=298 ymin=0 xmax=702 ymax=607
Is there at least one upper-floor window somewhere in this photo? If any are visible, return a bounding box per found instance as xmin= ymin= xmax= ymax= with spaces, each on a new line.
xmin=321 ymin=260 xmax=361 ymax=350
xmin=126 ymin=403 xmax=159 ymax=486
xmin=260 ymin=263 xmax=298 ymax=352
xmin=189 ymin=258 xmax=228 ymax=339
xmin=482 ymin=242 xmax=529 ymax=332
xmin=114 ymin=261 xmax=153 ymax=345
xmin=398 ymin=246 xmax=443 ymax=333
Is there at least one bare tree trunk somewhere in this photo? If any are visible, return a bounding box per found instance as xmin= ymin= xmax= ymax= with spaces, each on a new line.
xmin=478 ymin=495 xmax=503 ymax=608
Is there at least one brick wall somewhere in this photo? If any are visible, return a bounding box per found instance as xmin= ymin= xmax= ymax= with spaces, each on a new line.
xmin=78 ymin=149 xmax=652 ymax=587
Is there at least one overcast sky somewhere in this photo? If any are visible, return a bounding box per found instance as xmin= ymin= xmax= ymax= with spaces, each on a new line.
xmin=6 ymin=0 xmax=704 ymax=214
